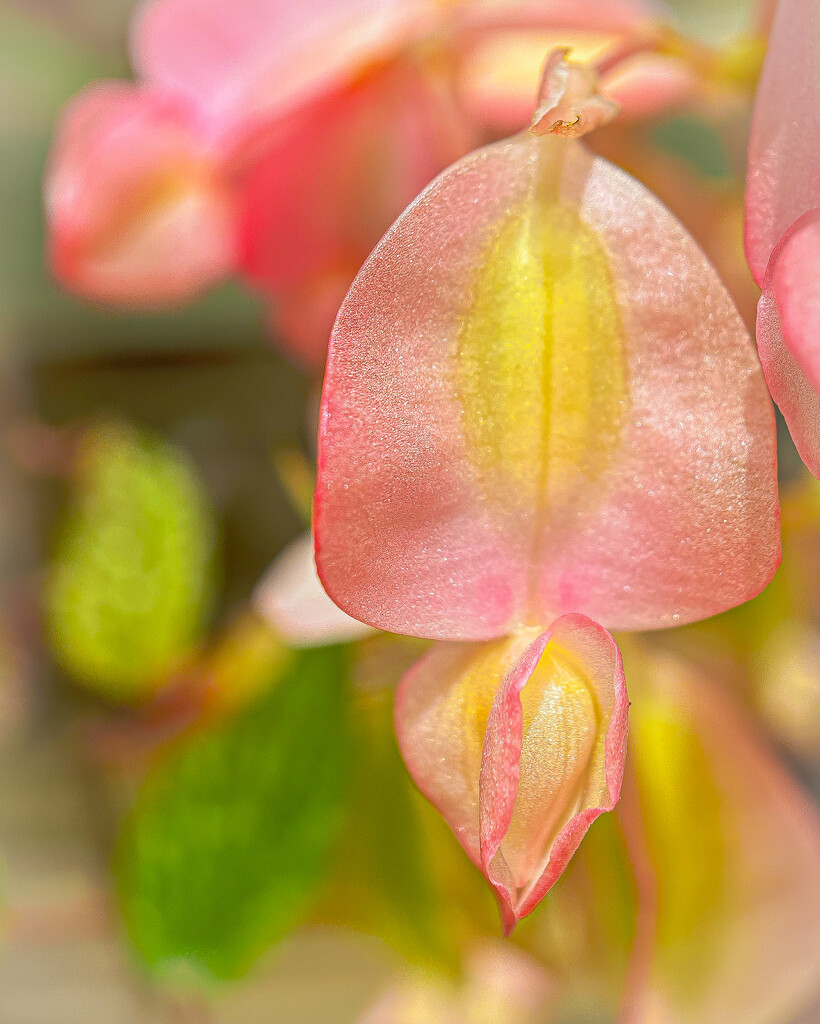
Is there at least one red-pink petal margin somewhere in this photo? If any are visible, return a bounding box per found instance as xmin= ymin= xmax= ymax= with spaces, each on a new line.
xmin=757 ymin=210 xmax=820 ymax=478
xmin=480 ymin=615 xmax=627 ymax=930
xmin=394 ymin=615 xmax=627 ymax=930
xmin=745 ymin=0 xmax=820 ymax=285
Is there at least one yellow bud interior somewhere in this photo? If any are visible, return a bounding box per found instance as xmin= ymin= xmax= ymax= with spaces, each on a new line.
xmin=492 ymin=643 xmax=600 ymax=898
xmin=449 ymin=632 xmax=602 ymax=903
xmin=455 ymin=187 xmax=628 ymax=597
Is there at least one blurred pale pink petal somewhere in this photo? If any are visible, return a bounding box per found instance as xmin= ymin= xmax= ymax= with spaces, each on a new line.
xmin=452 ymin=0 xmax=653 ymax=35
xmin=757 ymin=212 xmax=820 ymax=477
xmin=745 ymin=0 xmax=820 ymax=285
xmin=252 ymin=533 xmax=374 ymax=648
xmin=316 ymin=91 xmax=779 ymax=640
xmin=132 ymin=0 xmax=433 ymax=146
xmin=452 ymin=0 xmax=675 ymax=134
xmin=602 ymin=53 xmax=697 ymax=122
xmin=395 ymin=615 xmax=627 ymax=927
xmin=358 ymin=941 xmax=554 ymax=1024
xmin=45 ymin=82 xmax=235 ymax=305
xmin=628 ymin=654 xmax=820 ymax=1024
xmin=458 ymin=37 xmax=694 ymax=135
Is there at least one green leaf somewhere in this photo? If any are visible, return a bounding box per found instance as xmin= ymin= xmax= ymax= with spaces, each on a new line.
xmin=117 ymin=645 xmax=348 ymax=983
xmin=321 ymin=691 xmax=456 ymax=968
xmin=651 ymin=116 xmax=733 ymax=182
xmin=46 ymin=421 xmax=216 ymax=700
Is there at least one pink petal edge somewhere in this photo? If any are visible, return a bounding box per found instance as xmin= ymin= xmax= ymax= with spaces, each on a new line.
xmin=745 ymin=0 xmax=820 ymax=285
xmin=757 ymin=210 xmax=820 ymax=478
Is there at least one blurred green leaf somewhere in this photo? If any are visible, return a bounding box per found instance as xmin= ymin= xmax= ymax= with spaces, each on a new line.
xmin=651 ymin=116 xmax=733 ymax=182
xmin=46 ymin=421 xmax=216 ymax=700
xmin=117 ymin=645 xmax=349 ymax=982
xmin=321 ymin=690 xmax=457 ymax=968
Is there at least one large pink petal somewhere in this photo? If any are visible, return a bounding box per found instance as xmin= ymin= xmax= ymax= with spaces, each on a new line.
xmin=45 ymin=82 xmax=235 ymax=305
xmin=626 ymin=653 xmax=820 ymax=1024
xmin=745 ymin=0 xmax=820 ymax=285
xmin=131 ymin=0 xmax=432 ymax=145
xmin=315 ymin=130 xmax=780 ymax=640
xmin=756 ymin=210 xmax=820 ymax=478
xmin=394 ymin=615 xmax=627 ymax=928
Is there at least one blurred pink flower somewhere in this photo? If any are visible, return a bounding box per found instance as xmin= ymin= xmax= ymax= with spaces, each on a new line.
xmin=621 ymin=652 xmax=820 ymax=1024
xmin=45 ymin=0 xmax=468 ymax=367
xmin=745 ymin=0 xmax=820 ymax=474
xmin=45 ymin=0 xmax=692 ymax=368
xmin=314 ymin=51 xmax=780 ymax=927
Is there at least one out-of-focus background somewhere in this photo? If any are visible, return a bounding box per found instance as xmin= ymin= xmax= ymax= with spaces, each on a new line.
xmin=2 ymin=1 xmax=820 ymax=1022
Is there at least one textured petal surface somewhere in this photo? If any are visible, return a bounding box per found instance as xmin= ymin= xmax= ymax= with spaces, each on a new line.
xmin=757 ymin=212 xmax=820 ymax=478
xmin=745 ymin=0 xmax=820 ymax=284
xmin=132 ymin=0 xmax=431 ymax=143
xmin=316 ymin=133 xmax=780 ymax=640
xmin=45 ymin=83 xmax=235 ymax=305
xmin=394 ymin=615 xmax=627 ymax=926
xmin=252 ymin=533 xmax=374 ymax=648
xmin=628 ymin=653 xmax=820 ymax=1024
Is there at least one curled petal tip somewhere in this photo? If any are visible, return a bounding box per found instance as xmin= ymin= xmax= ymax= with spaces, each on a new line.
xmin=395 ymin=615 xmax=627 ymax=926
xmin=530 ymin=48 xmax=619 ymax=138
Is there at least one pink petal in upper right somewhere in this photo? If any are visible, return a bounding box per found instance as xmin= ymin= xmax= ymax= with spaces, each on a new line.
xmin=745 ymin=0 xmax=820 ymax=285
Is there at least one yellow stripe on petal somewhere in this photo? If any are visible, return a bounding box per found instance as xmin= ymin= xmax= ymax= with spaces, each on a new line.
xmin=455 ymin=187 xmax=629 ymax=557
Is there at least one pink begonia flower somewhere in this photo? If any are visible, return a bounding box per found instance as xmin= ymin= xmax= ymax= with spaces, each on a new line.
xmin=315 ymin=51 xmax=780 ymax=926
xmin=46 ymin=0 xmax=692 ymax=367
xmin=745 ymin=0 xmax=820 ymax=475
xmin=44 ymin=0 xmax=467 ymax=367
